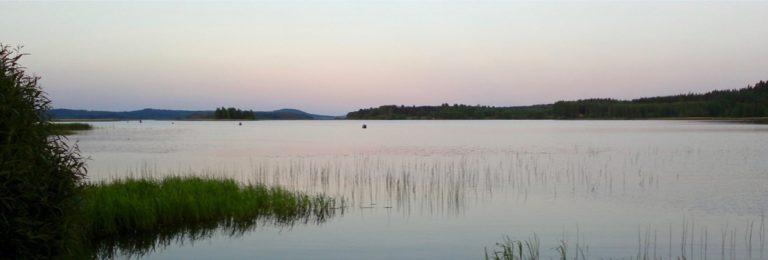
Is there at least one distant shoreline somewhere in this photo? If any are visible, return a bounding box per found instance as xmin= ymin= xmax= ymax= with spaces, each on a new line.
xmin=49 ymin=108 xmax=338 ymax=121
xmin=52 ymin=117 xmax=768 ymax=124
xmin=51 ymin=118 xmax=331 ymax=122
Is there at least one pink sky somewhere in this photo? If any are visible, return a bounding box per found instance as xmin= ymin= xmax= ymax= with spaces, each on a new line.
xmin=1 ymin=2 xmax=766 ymax=115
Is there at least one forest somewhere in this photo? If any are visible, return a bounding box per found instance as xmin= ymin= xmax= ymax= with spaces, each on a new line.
xmin=346 ymin=81 xmax=768 ymax=119
xmin=213 ymin=107 xmax=256 ymax=120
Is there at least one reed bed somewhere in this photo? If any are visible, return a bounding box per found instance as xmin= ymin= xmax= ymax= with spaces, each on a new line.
xmin=51 ymin=122 xmax=92 ymax=135
xmin=235 ymin=149 xmax=669 ymax=216
xmin=74 ymin=176 xmax=341 ymax=258
xmin=80 ymin=176 xmax=338 ymax=239
xmin=486 ymin=217 xmax=768 ymax=260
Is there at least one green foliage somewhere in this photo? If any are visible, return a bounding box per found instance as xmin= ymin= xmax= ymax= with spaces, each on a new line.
xmin=0 ymin=45 xmax=86 ymax=258
xmin=80 ymin=176 xmax=337 ymax=240
xmin=214 ymin=106 xmax=256 ymax=120
xmin=347 ymin=104 xmax=553 ymax=120
xmin=76 ymin=176 xmax=339 ymax=258
xmin=50 ymin=123 xmax=93 ymax=135
xmin=347 ymin=81 xmax=768 ymax=120
xmin=552 ymin=81 xmax=768 ymax=119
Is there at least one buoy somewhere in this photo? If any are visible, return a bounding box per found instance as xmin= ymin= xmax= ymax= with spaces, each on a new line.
xmin=362 ymin=124 xmax=367 ymax=129
xmin=239 ymin=122 xmax=242 ymax=126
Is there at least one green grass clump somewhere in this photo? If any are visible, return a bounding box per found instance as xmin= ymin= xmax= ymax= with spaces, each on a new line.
xmin=50 ymin=123 xmax=92 ymax=135
xmin=80 ymin=176 xmax=337 ymax=240
xmin=74 ymin=176 xmax=340 ymax=258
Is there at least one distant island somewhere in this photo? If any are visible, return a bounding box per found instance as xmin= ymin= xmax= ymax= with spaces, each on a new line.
xmin=347 ymin=80 xmax=768 ymax=120
xmin=49 ymin=108 xmax=336 ymax=120
xmin=212 ymin=107 xmax=256 ymax=120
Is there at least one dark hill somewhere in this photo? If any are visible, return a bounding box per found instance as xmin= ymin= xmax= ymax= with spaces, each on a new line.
xmin=49 ymin=108 xmax=335 ymax=120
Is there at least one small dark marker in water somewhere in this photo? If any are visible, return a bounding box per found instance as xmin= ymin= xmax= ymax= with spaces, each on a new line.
xmin=239 ymin=122 xmax=242 ymax=126
xmin=362 ymin=124 xmax=367 ymax=129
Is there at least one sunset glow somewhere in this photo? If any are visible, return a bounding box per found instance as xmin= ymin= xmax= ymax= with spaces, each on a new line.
xmin=2 ymin=1 xmax=766 ymax=115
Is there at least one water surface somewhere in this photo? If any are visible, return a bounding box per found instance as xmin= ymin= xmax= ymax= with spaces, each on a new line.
xmin=70 ymin=120 xmax=768 ymax=259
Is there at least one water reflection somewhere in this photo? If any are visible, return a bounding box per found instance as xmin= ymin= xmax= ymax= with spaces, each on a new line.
xmin=89 ymin=198 xmax=341 ymax=259
xmin=68 ymin=121 xmax=768 ymax=259
xmin=234 ymin=149 xmax=674 ymax=216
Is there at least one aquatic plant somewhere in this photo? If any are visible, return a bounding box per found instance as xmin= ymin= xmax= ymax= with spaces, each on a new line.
xmin=485 ymin=219 xmax=768 ymax=260
xmin=484 ymin=234 xmax=540 ymax=260
xmin=76 ymin=176 xmax=340 ymax=258
xmin=80 ymin=176 xmax=338 ymax=238
xmin=50 ymin=122 xmax=93 ymax=135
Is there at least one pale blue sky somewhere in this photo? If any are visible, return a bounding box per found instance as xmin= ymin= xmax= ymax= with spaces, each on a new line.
xmin=1 ymin=1 xmax=766 ymax=115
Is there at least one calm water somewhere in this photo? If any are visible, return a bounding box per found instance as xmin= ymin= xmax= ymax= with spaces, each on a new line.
xmin=69 ymin=120 xmax=768 ymax=259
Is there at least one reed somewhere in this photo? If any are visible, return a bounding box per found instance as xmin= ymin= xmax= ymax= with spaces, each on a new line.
xmin=485 ymin=234 xmax=540 ymax=260
xmin=486 ymin=220 xmax=764 ymax=260
xmin=79 ymin=176 xmax=338 ymax=240
xmin=50 ymin=122 xmax=92 ymax=135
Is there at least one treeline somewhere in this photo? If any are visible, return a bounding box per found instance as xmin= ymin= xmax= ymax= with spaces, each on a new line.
xmin=552 ymin=81 xmax=768 ymax=119
xmin=213 ymin=107 xmax=256 ymax=120
xmin=346 ymin=104 xmax=552 ymax=119
xmin=346 ymin=81 xmax=768 ymax=119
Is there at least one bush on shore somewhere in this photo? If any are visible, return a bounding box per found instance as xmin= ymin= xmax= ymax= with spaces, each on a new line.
xmin=0 ymin=45 xmax=86 ymax=258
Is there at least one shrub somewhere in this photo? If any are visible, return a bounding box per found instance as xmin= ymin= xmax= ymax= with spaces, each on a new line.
xmin=0 ymin=45 xmax=86 ymax=258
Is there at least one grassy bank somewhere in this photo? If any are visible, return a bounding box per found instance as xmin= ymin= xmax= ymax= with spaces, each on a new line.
xmin=50 ymin=122 xmax=92 ymax=135
xmin=72 ymin=176 xmax=340 ymax=258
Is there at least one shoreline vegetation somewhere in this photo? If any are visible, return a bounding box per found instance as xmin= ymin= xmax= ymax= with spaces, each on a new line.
xmin=212 ymin=106 xmax=256 ymax=120
xmin=81 ymin=177 xmax=338 ymax=239
xmin=2 ymin=45 xmax=87 ymax=258
xmin=50 ymin=122 xmax=93 ymax=135
xmin=347 ymin=81 xmax=768 ymax=120
xmin=74 ymin=176 xmax=340 ymax=258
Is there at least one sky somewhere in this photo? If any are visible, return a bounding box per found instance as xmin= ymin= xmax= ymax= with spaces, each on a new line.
xmin=1 ymin=1 xmax=767 ymax=116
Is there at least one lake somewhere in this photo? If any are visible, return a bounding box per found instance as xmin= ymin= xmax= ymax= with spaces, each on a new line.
xmin=69 ymin=120 xmax=768 ymax=259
